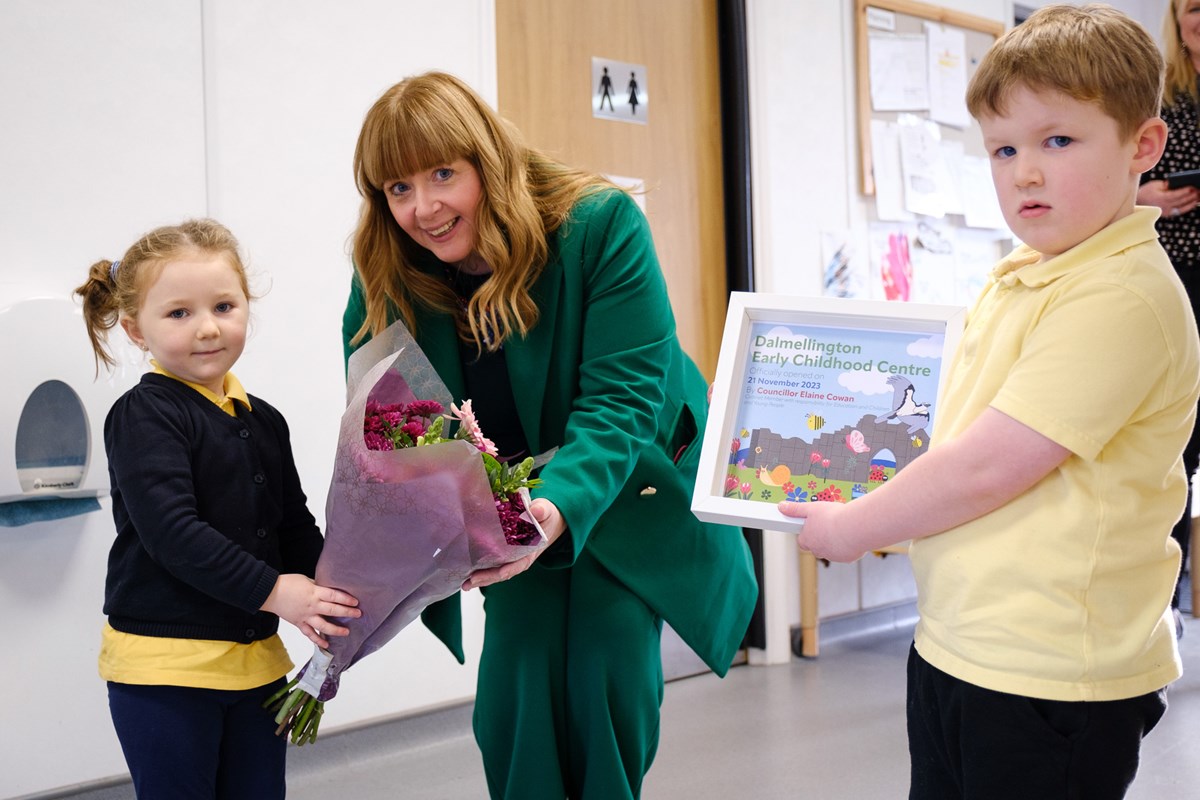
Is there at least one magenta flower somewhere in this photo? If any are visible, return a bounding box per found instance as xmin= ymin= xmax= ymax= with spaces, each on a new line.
xmin=363 ymin=431 xmax=392 ymax=451
xmin=405 ymin=399 xmax=444 ymax=419
xmin=400 ymin=420 xmax=426 ymax=440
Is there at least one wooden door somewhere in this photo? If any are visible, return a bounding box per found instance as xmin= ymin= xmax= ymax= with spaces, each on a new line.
xmin=495 ymin=0 xmax=728 ymax=377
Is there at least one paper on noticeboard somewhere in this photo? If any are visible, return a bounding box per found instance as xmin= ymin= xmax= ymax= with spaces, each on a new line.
xmin=897 ymin=115 xmax=955 ymax=218
xmin=870 ymin=119 xmax=915 ymax=223
xmin=869 ymin=32 xmax=929 ymax=111
xmin=925 ymin=23 xmax=969 ymax=128
xmin=960 ymin=155 xmax=1008 ymax=232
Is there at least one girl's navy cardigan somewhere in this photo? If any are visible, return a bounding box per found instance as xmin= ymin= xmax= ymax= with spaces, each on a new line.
xmin=103 ymin=373 xmax=324 ymax=643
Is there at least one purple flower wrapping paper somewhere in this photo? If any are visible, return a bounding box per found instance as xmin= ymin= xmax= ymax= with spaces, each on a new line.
xmin=312 ymin=323 xmax=546 ymax=694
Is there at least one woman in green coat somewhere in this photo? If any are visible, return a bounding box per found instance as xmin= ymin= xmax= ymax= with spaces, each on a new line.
xmin=343 ymin=71 xmax=757 ymax=800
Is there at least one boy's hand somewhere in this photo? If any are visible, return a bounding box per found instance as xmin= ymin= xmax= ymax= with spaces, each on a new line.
xmin=778 ymin=500 xmax=867 ymax=563
xmin=261 ymin=573 xmax=361 ymax=649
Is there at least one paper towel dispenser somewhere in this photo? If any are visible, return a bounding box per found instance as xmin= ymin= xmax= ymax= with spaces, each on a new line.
xmin=0 ymin=296 xmax=136 ymax=504
xmin=15 ymin=380 xmax=90 ymax=494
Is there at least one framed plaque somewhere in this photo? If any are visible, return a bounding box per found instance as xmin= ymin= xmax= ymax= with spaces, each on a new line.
xmin=692 ymin=292 xmax=965 ymax=532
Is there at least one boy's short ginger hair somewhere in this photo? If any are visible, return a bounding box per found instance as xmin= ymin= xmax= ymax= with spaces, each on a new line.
xmin=966 ymin=3 xmax=1163 ymax=140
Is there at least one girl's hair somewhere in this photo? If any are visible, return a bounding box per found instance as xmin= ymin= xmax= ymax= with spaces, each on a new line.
xmin=351 ymin=71 xmax=614 ymax=352
xmin=1164 ymin=0 xmax=1198 ymax=108
xmin=74 ymin=218 xmax=251 ymax=372
xmin=966 ymin=4 xmax=1163 ymax=141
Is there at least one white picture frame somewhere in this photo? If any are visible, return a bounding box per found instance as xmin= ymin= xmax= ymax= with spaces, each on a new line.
xmin=692 ymin=292 xmax=966 ymax=533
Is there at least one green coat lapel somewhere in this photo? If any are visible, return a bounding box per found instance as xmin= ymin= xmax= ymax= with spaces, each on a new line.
xmin=502 ymin=262 xmax=562 ymax=456
xmin=415 ymin=262 xmax=563 ymax=457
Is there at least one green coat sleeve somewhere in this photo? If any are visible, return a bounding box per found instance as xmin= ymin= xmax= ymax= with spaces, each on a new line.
xmin=522 ymin=191 xmax=675 ymax=563
xmin=511 ymin=191 xmax=757 ymax=673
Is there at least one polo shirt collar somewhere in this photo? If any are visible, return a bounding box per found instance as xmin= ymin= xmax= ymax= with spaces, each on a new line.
xmin=149 ymin=360 xmax=252 ymax=414
xmin=991 ymin=206 xmax=1162 ymax=289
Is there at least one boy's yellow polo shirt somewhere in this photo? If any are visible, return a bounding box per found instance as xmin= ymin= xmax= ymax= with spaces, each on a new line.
xmin=911 ymin=208 xmax=1200 ymax=702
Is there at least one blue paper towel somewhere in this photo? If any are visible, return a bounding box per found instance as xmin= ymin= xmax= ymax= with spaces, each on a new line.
xmin=0 ymin=496 xmax=102 ymax=527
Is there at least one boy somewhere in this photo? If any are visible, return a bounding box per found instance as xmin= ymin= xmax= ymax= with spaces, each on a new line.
xmin=780 ymin=5 xmax=1200 ymax=799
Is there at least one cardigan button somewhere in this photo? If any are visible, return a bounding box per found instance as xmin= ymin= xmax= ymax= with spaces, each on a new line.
xmin=253 ymin=473 xmax=265 ymax=484
xmin=239 ymin=429 xmax=251 ymax=439
xmin=244 ymin=629 xmax=256 ymax=640
xmin=256 ymin=528 xmax=267 ymax=538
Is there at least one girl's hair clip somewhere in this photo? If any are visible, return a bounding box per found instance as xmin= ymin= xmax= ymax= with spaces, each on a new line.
xmin=109 ymin=260 xmax=121 ymax=282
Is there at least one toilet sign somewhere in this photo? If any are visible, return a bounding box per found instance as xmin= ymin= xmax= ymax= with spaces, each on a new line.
xmin=592 ymin=57 xmax=648 ymax=125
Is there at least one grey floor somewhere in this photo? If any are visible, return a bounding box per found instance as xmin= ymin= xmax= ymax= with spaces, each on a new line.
xmin=46 ymin=592 xmax=1200 ymax=800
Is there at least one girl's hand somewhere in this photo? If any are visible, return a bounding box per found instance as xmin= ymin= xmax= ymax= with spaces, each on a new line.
xmin=1137 ymin=179 xmax=1199 ymax=218
xmin=462 ymin=498 xmax=565 ymax=591
xmin=261 ymin=573 xmax=361 ymax=649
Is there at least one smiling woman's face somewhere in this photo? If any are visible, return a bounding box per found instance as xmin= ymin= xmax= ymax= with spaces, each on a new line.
xmin=382 ymin=159 xmax=483 ymax=266
xmin=1178 ymin=0 xmax=1200 ymax=69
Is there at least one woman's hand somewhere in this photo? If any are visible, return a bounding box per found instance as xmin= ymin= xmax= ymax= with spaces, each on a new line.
xmin=261 ymin=574 xmax=361 ymax=649
xmin=1137 ymin=179 xmax=1200 ymax=218
xmin=462 ymin=498 xmax=565 ymax=591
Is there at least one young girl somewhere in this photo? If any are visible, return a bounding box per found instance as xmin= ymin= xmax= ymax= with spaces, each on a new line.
xmin=75 ymin=218 xmax=360 ymax=799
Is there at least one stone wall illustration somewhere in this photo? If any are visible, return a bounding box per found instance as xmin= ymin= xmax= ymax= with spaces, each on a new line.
xmin=746 ymin=415 xmax=928 ymax=484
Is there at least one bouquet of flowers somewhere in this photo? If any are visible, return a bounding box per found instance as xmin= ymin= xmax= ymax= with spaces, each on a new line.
xmin=265 ymin=321 xmax=548 ymax=744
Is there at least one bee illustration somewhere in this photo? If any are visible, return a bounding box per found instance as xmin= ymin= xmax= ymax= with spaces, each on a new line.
xmin=806 ymin=413 xmax=825 ymax=431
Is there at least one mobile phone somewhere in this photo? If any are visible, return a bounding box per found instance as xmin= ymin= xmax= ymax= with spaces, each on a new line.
xmin=1166 ymin=169 xmax=1200 ymax=189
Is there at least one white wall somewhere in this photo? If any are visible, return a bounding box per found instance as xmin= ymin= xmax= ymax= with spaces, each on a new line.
xmin=0 ymin=1 xmax=494 ymax=796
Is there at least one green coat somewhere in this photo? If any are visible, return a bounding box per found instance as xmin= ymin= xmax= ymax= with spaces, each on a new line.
xmin=343 ymin=189 xmax=757 ymax=676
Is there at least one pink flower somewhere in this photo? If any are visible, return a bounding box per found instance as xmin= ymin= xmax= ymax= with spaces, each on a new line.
xmin=810 ymin=452 xmax=822 ymax=464
xmin=449 ymin=400 xmax=499 ymax=457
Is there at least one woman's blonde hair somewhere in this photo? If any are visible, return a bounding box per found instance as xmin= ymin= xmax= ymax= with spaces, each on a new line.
xmin=966 ymin=4 xmax=1163 ymax=141
xmin=351 ymin=71 xmax=613 ymax=352
xmin=1164 ymin=0 xmax=1199 ymax=107
xmin=74 ymin=218 xmax=251 ymax=372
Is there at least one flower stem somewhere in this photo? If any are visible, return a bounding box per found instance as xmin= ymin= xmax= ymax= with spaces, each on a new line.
xmin=263 ymin=676 xmax=299 ymax=712
xmin=272 ymin=688 xmax=306 ymax=735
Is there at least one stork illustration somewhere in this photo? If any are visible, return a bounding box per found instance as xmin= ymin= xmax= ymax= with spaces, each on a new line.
xmin=879 ymin=375 xmax=930 ymax=435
